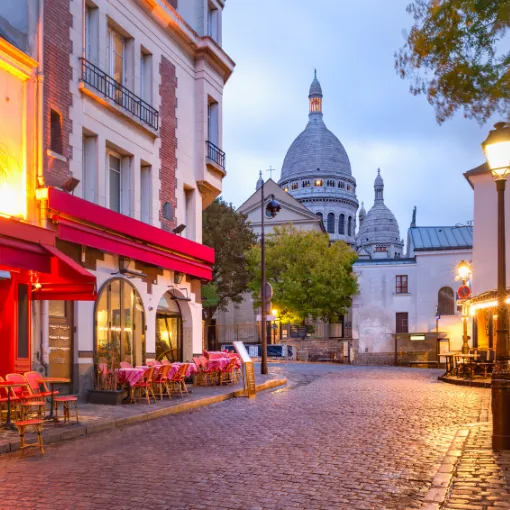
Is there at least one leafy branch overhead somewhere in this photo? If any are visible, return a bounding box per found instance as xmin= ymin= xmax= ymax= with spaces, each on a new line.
xmin=202 ymin=198 xmax=256 ymax=320
xmin=396 ymin=0 xmax=509 ymax=123
xmin=247 ymin=226 xmax=359 ymax=324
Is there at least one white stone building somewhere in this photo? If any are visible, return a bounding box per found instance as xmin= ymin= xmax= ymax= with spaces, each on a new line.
xmin=0 ymin=0 xmax=234 ymax=395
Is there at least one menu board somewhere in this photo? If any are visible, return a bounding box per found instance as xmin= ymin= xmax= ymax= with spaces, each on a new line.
xmin=233 ymin=341 xmax=252 ymax=363
xmin=233 ymin=341 xmax=256 ymax=398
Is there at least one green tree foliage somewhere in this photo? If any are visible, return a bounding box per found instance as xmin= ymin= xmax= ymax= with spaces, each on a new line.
xmin=247 ymin=226 xmax=359 ymax=324
xmin=202 ymin=198 xmax=256 ymax=324
xmin=395 ymin=0 xmax=510 ymax=123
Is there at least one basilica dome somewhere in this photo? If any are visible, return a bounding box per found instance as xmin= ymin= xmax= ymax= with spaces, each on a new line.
xmin=278 ymin=72 xmax=358 ymax=245
xmin=280 ymin=73 xmax=352 ymax=182
xmin=356 ymin=169 xmax=404 ymax=258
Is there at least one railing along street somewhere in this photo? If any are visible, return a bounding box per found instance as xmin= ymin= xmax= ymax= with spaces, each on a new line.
xmin=80 ymin=58 xmax=159 ymax=131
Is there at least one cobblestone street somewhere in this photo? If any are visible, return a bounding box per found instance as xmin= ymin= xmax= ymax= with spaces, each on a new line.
xmin=0 ymin=364 xmax=509 ymax=510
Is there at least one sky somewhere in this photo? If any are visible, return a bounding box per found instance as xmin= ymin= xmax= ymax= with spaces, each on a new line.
xmin=220 ymin=0 xmax=498 ymax=232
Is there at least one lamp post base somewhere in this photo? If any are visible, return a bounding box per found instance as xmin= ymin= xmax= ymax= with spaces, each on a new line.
xmin=491 ymin=368 xmax=510 ymax=450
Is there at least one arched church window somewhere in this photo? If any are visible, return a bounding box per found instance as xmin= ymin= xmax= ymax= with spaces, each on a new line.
xmin=327 ymin=180 xmax=335 ymax=187
xmin=438 ymin=286 xmax=455 ymax=315
xmin=347 ymin=216 xmax=352 ymax=236
xmin=291 ymin=182 xmax=298 ymax=190
xmin=339 ymin=214 xmax=345 ymax=235
xmin=327 ymin=213 xmax=335 ymax=233
xmin=302 ymin=180 xmax=310 ymax=188
xmin=339 ymin=182 xmax=345 ymax=189
xmin=347 ymin=185 xmax=352 ymax=191
xmin=316 ymin=212 xmax=323 ymax=224
xmin=314 ymin=179 xmax=323 ymax=187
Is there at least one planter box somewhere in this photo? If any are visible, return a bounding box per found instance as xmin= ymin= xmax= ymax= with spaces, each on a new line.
xmin=87 ymin=389 xmax=127 ymax=405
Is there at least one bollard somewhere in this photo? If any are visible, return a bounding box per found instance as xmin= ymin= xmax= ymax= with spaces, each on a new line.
xmin=492 ymin=374 xmax=510 ymax=450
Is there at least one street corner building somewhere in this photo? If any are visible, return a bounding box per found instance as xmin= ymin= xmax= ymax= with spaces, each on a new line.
xmin=0 ymin=0 xmax=234 ymax=395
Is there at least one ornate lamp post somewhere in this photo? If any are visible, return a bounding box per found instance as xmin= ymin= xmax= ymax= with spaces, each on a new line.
xmin=482 ymin=122 xmax=510 ymax=450
xmin=260 ymin=177 xmax=281 ymax=375
xmin=456 ymin=260 xmax=472 ymax=354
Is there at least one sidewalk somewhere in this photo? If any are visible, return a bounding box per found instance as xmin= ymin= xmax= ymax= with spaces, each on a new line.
xmin=0 ymin=372 xmax=286 ymax=455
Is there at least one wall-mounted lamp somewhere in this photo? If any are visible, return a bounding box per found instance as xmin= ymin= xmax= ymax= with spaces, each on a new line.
xmin=174 ymin=272 xmax=184 ymax=284
xmin=119 ymin=256 xmax=131 ymax=271
xmin=61 ymin=177 xmax=80 ymax=194
xmin=172 ymin=224 xmax=186 ymax=235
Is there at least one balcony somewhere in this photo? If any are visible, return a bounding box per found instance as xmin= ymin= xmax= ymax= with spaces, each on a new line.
xmin=80 ymin=58 xmax=159 ymax=131
xmin=206 ymin=140 xmax=226 ymax=171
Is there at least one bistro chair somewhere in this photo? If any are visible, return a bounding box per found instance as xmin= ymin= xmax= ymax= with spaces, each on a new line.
xmin=132 ymin=367 xmax=156 ymax=405
xmin=54 ymin=396 xmax=79 ymax=424
xmin=7 ymin=374 xmax=46 ymax=420
xmin=24 ymin=372 xmax=53 ymax=400
xmin=152 ymin=364 xmax=171 ymax=400
xmin=219 ymin=358 xmax=239 ymax=386
xmin=20 ymin=400 xmax=46 ymax=421
xmin=168 ymin=364 xmax=189 ymax=397
xmin=0 ymin=376 xmax=20 ymax=423
xmin=160 ymin=359 xmax=171 ymax=365
xmin=120 ymin=361 xmax=133 ymax=369
xmin=5 ymin=374 xmax=31 ymax=400
xmin=16 ymin=419 xmax=45 ymax=457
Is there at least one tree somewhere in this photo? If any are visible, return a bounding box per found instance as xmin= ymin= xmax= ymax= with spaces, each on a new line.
xmin=395 ymin=0 xmax=510 ymax=123
xmin=247 ymin=226 xmax=359 ymax=325
xmin=202 ymin=198 xmax=256 ymax=347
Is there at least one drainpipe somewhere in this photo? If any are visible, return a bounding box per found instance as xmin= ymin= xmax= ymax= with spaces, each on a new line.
xmin=36 ymin=0 xmax=46 ymax=226
xmin=40 ymin=301 xmax=49 ymax=375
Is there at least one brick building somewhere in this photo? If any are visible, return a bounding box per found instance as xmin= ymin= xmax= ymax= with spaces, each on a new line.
xmin=0 ymin=0 xmax=233 ymax=395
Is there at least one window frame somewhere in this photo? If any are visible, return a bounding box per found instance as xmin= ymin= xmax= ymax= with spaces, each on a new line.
xmin=396 ymin=275 xmax=408 ymax=294
xmin=396 ymin=312 xmax=409 ymax=334
xmin=107 ymin=149 xmax=122 ymax=213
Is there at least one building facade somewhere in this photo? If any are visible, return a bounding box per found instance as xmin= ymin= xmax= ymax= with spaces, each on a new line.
xmin=0 ymin=0 xmax=233 ymax=395
xmin=278 ymin=73 xmax=359 ymax=244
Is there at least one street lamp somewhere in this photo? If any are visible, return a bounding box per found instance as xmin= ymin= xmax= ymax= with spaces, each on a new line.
xmin=260 ymin=174 xmax=281 ymax=375
xmin=456 ymin=259 xmax=472 ymax=354
xmin=482 ymin=122 xmax=510 ymax=451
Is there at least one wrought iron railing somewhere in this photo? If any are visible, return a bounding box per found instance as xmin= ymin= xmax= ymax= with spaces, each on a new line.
xmin=206 ymin=140 xmax=226 ymax=170
xmin=80 ymin=58 xmax=159 ymax=131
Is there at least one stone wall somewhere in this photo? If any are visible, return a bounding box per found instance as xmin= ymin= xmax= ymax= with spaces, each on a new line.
xmin=285 ymin=337 xmax=356 ymax=362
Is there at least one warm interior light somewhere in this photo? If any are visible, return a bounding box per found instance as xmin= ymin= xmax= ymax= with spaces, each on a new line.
xmin=482 ymin=123 xmax=510 ymax=178
xmin=0 ymin=156 xmax=26 ymax=218
xmin=272 ymin=309 xmax=278 ymax=316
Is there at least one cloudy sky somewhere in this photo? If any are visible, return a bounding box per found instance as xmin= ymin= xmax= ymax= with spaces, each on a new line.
xmin=220 ymin=0 xmax=496 ymax=231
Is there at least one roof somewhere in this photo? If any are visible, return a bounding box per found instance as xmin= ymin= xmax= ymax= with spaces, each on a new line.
xmin=408 ymin=226 xmax=473 ymax=251
xmin=354 ymin=258 xmax=416 ymax=266
xmin=464 ymin=162 xmax=489 ymax=189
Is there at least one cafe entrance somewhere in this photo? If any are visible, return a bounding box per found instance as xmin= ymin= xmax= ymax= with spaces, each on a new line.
xmin=155 ymin=294 xmax=182 ymax=362
xmin=48 ymin=301 xmax=74 ymax=389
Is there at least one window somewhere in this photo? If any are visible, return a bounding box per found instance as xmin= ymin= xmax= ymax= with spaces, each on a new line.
xmin=207 ymin=4 xmax=219 ymax=42
xmin=140 ymin=49 xmax=152 ymax=104
xmin=291 ymin=182 xmax=298 ymax=190
xmin=17 ymin=284 xmax=29 ymax=359
xmin=347 ymin=185 xmax=352 ymax=191
xmin=347 ymin=216 xmax=352 ymax=236
xmin=107 ymin=27 xmax=124 ymax=100
xmin=395 ymin=252 xmax=401 ymax=258
xmin=339 ymin=181 xmax=345 ymax=189
xmin=95 ymin=278 xmax=146 ymax=368
xmin=396 ymin=275 xmax=408 ymax=294
xmin=396 ymin=312 xmax=409 ymax=334
xmin=140 ymin=164 xmax=151 ymax=224
xmin=302 ymin=180 xmax=310 ymax=188
xmin=438 ymin=286 xmax=455 ymax=315
xmin=327 ymin=213 xmax=335 ymax=234
xmin=207 ymin=99 xmax=219 ymax=147
xmin=108 ymin=152 xmax=121 ymax=213
xmin=327 ymin=180 xmax=335 ymax=187
xmin=375 ymin=245 xmax=387 ymax=252
xmin=50 ymin=110 xmax=63 ymax=154
xmin=316 ymin=212 xmax=323 ymax=222
xmin=315 ymin=179 xmax=323 ymax=187
xmin=184 ymin=188 xmax=194 ymax=240
xmin=82 ymin=133 xmax=97 ymax=202
xmin=338 ymin=214 xmax=345 ymax=235
xmin=156 ymin=294 xmax=182 ymax=362
xmin=85 ymin=3 xmax=99 ymax=63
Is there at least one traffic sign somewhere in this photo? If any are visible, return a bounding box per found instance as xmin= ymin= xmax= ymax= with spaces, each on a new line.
xmin=457 ymin=285 xmax=471 ymax=299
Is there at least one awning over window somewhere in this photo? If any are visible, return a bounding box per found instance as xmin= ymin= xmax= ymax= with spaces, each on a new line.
xmin=47 ymin=187 xmax=214 ymax=281
xmin=0 ymin=217 xmax=97 ymax=301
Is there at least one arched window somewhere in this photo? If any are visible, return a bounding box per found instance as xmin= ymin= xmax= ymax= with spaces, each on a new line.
xmin=316 ymin=212 xmax=323 ymax=222
xmin=339 ymin=214 xmax=345 ymax=235
xmin=438 ymin=286 xmax=455 ymax=315
xmin=95 ymin=278 xmax=146 ymax=367
xmin=347 ymin=216 xmax=352 ymax=236
xmin=327 ymin=213 xmax=335 ymax=234
xmin=338 ymin=181 xmax=345 ymax=189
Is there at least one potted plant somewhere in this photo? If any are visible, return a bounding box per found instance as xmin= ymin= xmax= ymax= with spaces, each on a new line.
xmin=87 ymin=339 xmax=128 ymax=405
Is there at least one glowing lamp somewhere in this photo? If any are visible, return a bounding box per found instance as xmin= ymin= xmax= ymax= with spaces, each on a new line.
xmin=272 ymin=309 xmax=278 ymax=316
xmin=457 ymin=260 xmax=472 ymax=281
xmin=482 ymin=122 xmax=510 ymax=180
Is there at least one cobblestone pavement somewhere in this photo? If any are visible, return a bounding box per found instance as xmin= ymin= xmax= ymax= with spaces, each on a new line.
xmin=0 ymin=364 xmax=509 ymax=510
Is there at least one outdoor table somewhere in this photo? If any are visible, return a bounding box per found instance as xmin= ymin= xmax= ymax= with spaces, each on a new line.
xmin=0 ymin=381 xmax=28 ymax=431
xmin=116 ymin=368 xmax=147 ymax=403
xmin=207 ymin=358 xmax=233 ymax=372
xmin=454 ymin=354 xmax=479 ymax=378
xmin=442 ymin=352 xmax=458 ymax=375
xmin=38 ymin=377 xmax=70 ymax=421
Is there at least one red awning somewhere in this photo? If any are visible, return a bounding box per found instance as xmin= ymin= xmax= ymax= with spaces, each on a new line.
xmin=0 ymin=217 xmax=96 ymax=301
xmin=32 ymin=244 xmax=97 ymax=301
xmin=47 ymin=187 xmax=214 ymax=281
